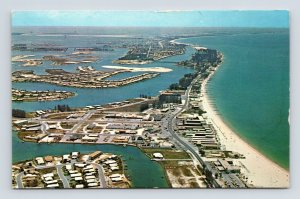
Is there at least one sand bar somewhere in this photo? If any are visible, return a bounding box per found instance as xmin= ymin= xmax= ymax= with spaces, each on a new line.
xmin=102 ymin=65 xmax=172 ymax=73
xmin=201 ymin=66 xmax=289 ymax=188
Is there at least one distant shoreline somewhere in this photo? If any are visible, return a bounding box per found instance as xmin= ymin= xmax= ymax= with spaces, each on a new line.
xmin=102 ymin=65 xmax=172 ymax=73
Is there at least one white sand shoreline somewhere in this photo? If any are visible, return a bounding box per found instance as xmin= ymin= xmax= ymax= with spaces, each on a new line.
xmin=201 ymin=64 xmax=289 ymax=188
xmin=102 ymin=65 xmax=172 ymax=73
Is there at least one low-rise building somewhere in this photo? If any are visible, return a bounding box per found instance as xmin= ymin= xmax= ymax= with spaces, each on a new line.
xmin=89 ymin=151 xmax=102 ymax=160
xmin=35 ymin=157 xmax=45 ymax=165
xmin=153 ymin=153 xmax=164 ymax=159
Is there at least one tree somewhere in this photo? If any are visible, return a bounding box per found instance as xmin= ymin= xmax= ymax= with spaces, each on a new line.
xmin=55 ymin=104 xmax=71 ymax=112
xmin=12 ymin=109 xmax=26 ymax=118
xmin=140 ymin=103 xmax=149 ymax=112
xmin=169 ymin=83 xmax=180 ymax=90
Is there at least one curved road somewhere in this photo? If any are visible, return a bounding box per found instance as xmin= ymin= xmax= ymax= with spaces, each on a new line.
xmin=56 ymin=164 xmax=70 ymax=188
xmin=166 ymin=75 xmax=206 ymax=167
xmin=89 ymin=162 xmax=107 ymax=188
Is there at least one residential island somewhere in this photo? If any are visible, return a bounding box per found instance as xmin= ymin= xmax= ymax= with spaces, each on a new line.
xmin=113 ymin=39 xmax=186 ymax=64
xmin=12 ymin=68 xmax=160 ymax=88
xmin=12 ymin=52 xmax=100 ymax=67
xmin=12 ymin=89 xmax=76 ymax=102
xmin=12 ymin=151 xmax=130 ymax=189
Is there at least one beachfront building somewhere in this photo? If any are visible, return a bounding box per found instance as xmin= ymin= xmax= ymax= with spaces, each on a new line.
xmin=177 ymin=114 xmax=220 ymax=154
xmin=203 ymin=159 xmax=246 ymax=188
xmin=159 ymin=91 xmax=182 ymax=104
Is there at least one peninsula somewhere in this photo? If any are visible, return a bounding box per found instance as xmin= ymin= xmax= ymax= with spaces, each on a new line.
xmin=12 ymin=89 xmax=76 ymax=102
xmin=12 ymin=68 xmax=160 ymax=88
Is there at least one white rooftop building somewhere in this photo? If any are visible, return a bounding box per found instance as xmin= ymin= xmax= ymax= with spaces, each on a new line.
xmin=153 ymin=153 xmax=164 ymax=159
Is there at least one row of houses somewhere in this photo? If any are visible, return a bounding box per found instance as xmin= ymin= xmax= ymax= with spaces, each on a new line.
xmin=42 ymin=173 xmax=60 ymax=188
xmin=66 ymin=163 xmax=100 ymax=188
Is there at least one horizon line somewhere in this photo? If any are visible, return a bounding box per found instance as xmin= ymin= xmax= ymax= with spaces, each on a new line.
xmin=12 ymin=25 xmax=289 ymax=29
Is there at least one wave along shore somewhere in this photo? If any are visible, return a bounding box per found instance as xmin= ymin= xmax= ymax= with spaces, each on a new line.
xmin=201 ymin=64 xmax=289 ymax=188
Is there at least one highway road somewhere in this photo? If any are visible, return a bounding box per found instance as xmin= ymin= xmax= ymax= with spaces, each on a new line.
xmin=165 ymin=75 xmax=206 ymax=167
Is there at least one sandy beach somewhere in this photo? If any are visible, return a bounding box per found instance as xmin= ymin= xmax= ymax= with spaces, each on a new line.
xmin=102 ymin=65 xmax=172 ymax=72
xmin=170 ymin=39 xmax=186 ymax=45
xmin=201 ymin=67 xmax=289 ymax=188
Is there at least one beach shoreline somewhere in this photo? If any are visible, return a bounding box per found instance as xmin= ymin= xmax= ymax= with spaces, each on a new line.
xmin=102 ymin=65 xmax=172 ymax=73
xmin=201 ymin=63 xmax=289 ymax=188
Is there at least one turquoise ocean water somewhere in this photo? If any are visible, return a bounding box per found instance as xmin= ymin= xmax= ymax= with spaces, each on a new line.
xmin=177 ymin=28 xmax=289 ymax=169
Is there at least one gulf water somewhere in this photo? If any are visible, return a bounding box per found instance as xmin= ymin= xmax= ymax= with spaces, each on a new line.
xmin=177 ymin=28 xmax=289 ymax=169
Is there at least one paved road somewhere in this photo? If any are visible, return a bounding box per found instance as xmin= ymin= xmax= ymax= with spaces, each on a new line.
xmin=60 ymin=110 xmax=96 ymax=142
xmin=36 ymin=161 xmax=107 ymax=188
xmin=165 ymin=75 xmax=206 ymax=167
xmin=56 ymin=164 xmax=70 ymax=188
xmin=34 ymin=164 xmax=71 ymax=188
xmin=69 ymin=110 xmax=96 ymax=133
xmin=34 ymin=161 xmax=107 ymax=188
xmin=89 ymin=162 xmax=107 ymax=188
xmin=16 ymin=172 xmax=24 ymax=188
xmin=40 ymin=121 xmax=48 ymax=134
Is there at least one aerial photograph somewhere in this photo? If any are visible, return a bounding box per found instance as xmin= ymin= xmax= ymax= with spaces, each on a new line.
xmin=11 ymin=10 xmax=289 ymax=189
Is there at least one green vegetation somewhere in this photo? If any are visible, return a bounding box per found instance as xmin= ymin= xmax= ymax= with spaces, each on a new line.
xmin=108 ymin=100 xmax=155 ymax=112
xmin=142 ymin=148 xmax=191 ymax=159
xmin=12 ymin=109 xmax=26 ymax=118
xmin=139 ymin=94 xmax=152 ymax=99
xmin=46 ymin=113 xmax=70 ymax=119
xmin=38 ymin=167 xmax=57 ymax=175
xmin=60 ymin=122 xmax=76 ymax=129
xmin=189 ymin=181 xmax=200 ymax=188
xmin=54 ymin=104 xmax=72 ymax=112
xmin=169 ymin=73 xmax=197 ymax=90
xmin=17 ymin=131 xmax=39 ymax=142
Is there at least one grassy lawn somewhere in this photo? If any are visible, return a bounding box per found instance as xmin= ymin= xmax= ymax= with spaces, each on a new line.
xmin=47 ymin=129 xmax=66 ymax=134
xmin=89 ymin=126 xmax=103 ymax=133
xmin=46 ymin=113 xmax=71 ymax=119
xmin=38 ymin=167 xmax=57 ymax=175
xmin=89 ymin=113 xmax=105 ymax=119
xmin=160 ymin=161 xmax=197 ymax=176
xmin=60 ymin=122 xmax=76 ymax=129
xmin=142 ymin=148 xmax=191 ymax=160
xmin=17 ymin=131 xmax=39 ymax=142
xmin=189 ymin=181 xmax=200 ymax=188
xmin=26 ymin=113 xmax=37 ymax=118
